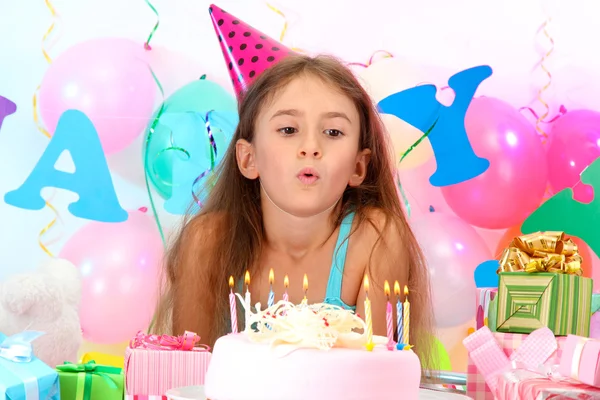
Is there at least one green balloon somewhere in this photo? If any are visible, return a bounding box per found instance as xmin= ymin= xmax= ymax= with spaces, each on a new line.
xmin=144 ymin=80 xmax=238 ymax=199
xmin=431 ymin=336 xmax=452 ymax=371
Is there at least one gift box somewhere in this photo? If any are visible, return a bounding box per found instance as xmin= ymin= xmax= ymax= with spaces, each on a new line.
xmin=125 ymin=331 xmax=211 ymax=399
xmin=495 ymin=231 xmax=593 ymax=336
xmin=495 ymin=368 xmax=600 ymax=399
xmin=464 ymin=327 xmax=567 ymax=400
xmin=57 ymin=361 xmax=124 ymax=400
xmin=497 ymin=271 xmax=592 ymax=336
xmin=476 ymin=288 xmax=497 ymax=330
xmin=0 ymin=331 xmax=59 ymax=400
xmin=559 ymin=335 xmax=600 ymax=388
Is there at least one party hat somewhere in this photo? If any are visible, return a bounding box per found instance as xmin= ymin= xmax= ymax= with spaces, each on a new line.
xmin=209 ymin=4 xmax=297 ymax=98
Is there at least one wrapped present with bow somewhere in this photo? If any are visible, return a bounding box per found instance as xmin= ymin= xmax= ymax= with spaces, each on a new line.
xmin=0 ymin=331 xmax=59 ymax=400
xmin=125 ymin=330 xmax=211 ymax=399
xmin=558 ymin=335 xmax=600 ymax=388
xmin=496 ymin=231 xmax=593 ymax=336
xmin=464 ymin=326 xmax=600 ymax=399
xmin=57 ymin=360 xmax=124 ymax=400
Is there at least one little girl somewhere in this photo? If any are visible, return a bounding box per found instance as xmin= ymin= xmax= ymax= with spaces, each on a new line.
xmin=153 ymin=54 xmax=435 ymax=370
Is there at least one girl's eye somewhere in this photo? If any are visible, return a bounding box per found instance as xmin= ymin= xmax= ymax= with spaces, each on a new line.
xmin=324 ymin=129 xmax=344 ymax=137
xmin=278 ymin=127 xmax=297 ymax=135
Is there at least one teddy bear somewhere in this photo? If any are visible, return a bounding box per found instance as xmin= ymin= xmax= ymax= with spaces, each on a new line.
xmin=0 ymin=257 xmax=83 ymax=367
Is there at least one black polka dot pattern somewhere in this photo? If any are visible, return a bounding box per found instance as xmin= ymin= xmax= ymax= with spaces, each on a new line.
xmin=213 ymin=7 xmax=293 ymax=87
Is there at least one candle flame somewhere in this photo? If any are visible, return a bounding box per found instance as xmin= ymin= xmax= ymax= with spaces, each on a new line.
xmin=394 ymin=281 xmax=401 ymax=296
xmin=244 ymin=270 xmax=250 ymax=286
xmin=363 ymin=274 xmax=370 ymax=292
xmin=269 ymin=268 xmax=274 ymax=285
xmin=228 ymin=276 xmax=234 ymax=288
xmin=303 ymin=274 xmax=308 ymax=291
xmin=404 ymin=285 xmax=409 ymax=296
xmin=384 ymin=280 xmax=390 ymax=297
xmin=284 ymin=275 xmax=289 ymax=288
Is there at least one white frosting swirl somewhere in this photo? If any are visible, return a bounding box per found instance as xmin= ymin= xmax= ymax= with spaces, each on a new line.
xmin=235 ymin=296 xmax=371 ymax=354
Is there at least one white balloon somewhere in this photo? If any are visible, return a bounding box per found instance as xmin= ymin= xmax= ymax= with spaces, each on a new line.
xmin=357 ymin=57 xmax=428 ymax=102
xmin=380 ymin=113 xmax=433 ymax=170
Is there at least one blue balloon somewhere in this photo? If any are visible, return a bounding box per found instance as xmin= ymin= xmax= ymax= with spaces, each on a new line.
xmin=161 ymin=110 xmax=239 ymax=215
xmin=144 ymin=79 xmax=238 ymax=199
xmin=474 ymin=260 xmax=500 ymax=288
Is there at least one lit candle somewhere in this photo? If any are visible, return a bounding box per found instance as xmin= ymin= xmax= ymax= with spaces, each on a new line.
xmin=403 ymin=285 xmax=410 ymax=345
xmin=364 ymin=275 xmax=374 ymax=351
xmin=228 ymin=276 xmax=238 ymax=334
xmin=283 ymin=275 xmax=289 ymax=302
xmin=394 ymin=281 xmax=403 ymax=343
xmin=384 ymin=281 xmax=394 ymax=350
xmin=301 ymin=274 xmax=308 ymax=305
xmin=268 ymin=268 xmax=275 ymax=308
xmin=244 ymin=271 xmax=251 ymax=330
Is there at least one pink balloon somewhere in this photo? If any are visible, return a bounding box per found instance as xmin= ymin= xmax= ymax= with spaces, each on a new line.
xmin=39 ymin=38 xmax=156 ymax=155
xmin=546 ymin=109 xmax=600 ymax=203
xmin=59 ymin=210 xmax=163 ymax=344
xmin=410 ymin=212 xmax=491 ymax=328
xmin=441 ymin=97 xmax=548 ymax=229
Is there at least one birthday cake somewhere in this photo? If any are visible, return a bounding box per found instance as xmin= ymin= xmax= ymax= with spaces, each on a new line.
xmin=204 ymin=301 xmax=421 ymax=400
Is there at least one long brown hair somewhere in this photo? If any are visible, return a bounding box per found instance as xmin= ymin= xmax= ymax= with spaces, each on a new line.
xmin=152 ymin=54 xmax=436 ymax=371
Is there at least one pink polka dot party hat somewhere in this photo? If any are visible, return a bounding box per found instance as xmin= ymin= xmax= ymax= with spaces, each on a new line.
xmin=209 ymin=4 xmax=298 ymax=98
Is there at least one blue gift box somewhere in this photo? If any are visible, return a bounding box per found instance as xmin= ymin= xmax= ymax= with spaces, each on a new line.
xmin=0 ymin=331 xmax=59 ymax=400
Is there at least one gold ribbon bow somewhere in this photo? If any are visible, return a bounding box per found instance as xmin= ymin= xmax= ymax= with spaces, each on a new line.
xmin=498 ymin=231 xmax=582 ymax=276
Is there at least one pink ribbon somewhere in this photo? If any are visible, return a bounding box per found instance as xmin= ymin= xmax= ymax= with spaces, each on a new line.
xmin=129 ymin=330 xmax=210 ymax=352
xmin=463 ymin=326 xmax=558 ymax=395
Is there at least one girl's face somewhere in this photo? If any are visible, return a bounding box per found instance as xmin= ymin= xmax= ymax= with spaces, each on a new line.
xmin=236 ymin=74 xmax=371 ymax=217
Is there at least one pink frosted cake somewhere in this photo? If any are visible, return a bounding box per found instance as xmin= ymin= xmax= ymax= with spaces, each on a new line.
xmin=205 ymin=301 xmax=421 ymax=400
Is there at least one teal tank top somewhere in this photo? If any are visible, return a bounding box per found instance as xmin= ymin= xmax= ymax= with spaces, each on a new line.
xmin=323 ymin=212 xmax=356 ymax=311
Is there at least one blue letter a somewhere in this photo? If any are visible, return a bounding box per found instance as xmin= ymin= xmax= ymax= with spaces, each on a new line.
xmin=4 ymin=110 xmax=127 ymax=222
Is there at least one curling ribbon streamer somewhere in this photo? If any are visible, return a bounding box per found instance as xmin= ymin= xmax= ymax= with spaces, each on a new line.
xmin=266 ymin=2 xmax=308 ymax=54
xmin=532 ymin=17 xmax=555 ymax=140
xmin=144 ymin=0 xmax=160 ymax=50
xmin=347 ymin=50 xmax=395 ymax=69
xmin=143 ymin=67 xmax=168 ymax=249
xmin=519 ymin=104 xmax=566 ymax=124
xmin=397 ymin=118 xmax=439 ymax=218
xmin=191 ymin=111 xmax=218 ymax=208
xmin=35 ymin=0 xmax=61 ymax=257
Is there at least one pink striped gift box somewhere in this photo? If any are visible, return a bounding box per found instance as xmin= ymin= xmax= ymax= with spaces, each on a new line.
xmin=125 ymin=331 xmax=212 ymax=398
xmin=465 ymin=329 xmax=566 ymax=400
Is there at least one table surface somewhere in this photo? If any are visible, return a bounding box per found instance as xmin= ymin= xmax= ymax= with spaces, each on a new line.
xmin=165 ymin=386 xmax=472 ymax=400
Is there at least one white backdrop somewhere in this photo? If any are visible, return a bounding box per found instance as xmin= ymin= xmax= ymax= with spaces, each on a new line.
xmin=1 ymin=0 xmax=600 ymax=370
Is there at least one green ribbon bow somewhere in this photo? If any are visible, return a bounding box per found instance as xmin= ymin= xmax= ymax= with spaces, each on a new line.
xmin=57 ymin=360 xmax=122 ymax=400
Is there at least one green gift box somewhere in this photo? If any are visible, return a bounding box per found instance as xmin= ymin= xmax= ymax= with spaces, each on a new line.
xmin=496 ymin=271 xmax=593 ymax=336
xmin=57 ymin=360 xmax=124 ymax=400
